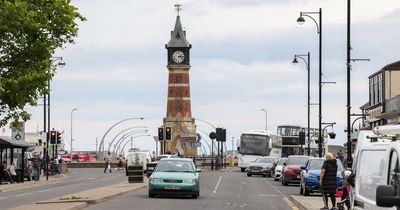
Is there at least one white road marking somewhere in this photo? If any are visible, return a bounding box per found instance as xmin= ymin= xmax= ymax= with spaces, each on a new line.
xmin=0 ymin=197 xmax=9 ymax=200
xmin=212 ymin=176 xmax=222 ymax=194
xmin=264 ymin=179 xmax=285 ymax=196
xmin=15 ymin=192 xmax=32 ymax=197
xmin=87 ymin=177 xmax=96 ymax=180
xmin=37 ymin=189 xmax=52 ymax=193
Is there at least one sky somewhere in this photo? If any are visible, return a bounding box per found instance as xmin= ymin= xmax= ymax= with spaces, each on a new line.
xmin=4 ymin=0 xmax=400 ymax=155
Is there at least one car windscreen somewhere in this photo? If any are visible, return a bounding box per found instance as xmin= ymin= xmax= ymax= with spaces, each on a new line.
xmin=309 ymin=159 xmax=324 ymax=170
xmin=239 ymin=134 xmax=269 ymax=156
xmin=254 ymin=158 xmax=274 ymax=163
xmin=287 ymin=156 xmax=309 ymax=165
xmin=155 ymin=160 xmax=194 ymax=172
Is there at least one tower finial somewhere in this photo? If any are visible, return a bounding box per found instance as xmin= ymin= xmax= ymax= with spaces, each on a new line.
xmin=174 ymin=3 xmax=182 ymax=16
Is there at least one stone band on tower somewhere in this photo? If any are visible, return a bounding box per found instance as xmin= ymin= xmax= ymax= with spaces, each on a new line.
xmin=162 ymin=7 xmax=197 ymax=157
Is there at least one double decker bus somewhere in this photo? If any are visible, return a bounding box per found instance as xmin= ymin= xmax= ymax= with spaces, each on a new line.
xmin=277 ymin=125 xmax=324 ymax=157
xmin=237 ymin=130 xmax=282 ymax=172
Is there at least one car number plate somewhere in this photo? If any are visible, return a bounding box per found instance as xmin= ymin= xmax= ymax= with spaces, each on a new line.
xmin=164 ymin=185 xmax=180 ymax=190
xmin=148 ymin=167 xmax=154 ymax=170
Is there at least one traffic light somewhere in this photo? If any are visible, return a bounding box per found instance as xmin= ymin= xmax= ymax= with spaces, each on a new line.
xmin=50 ymin=130 xmax=57 ymax=144
xmin=158 ymin=127 xmax=164 ymax=141
xmin=216 ymin=128 xmax=223 ymax=142
xmin=299 ymin=131 xmax=305 ymax=145
xmin=56 ymin=132 xmax=62 ymax=144
xmin=165 ymin=126 xmax=172 ymax=140
xmin=221 ymin=128 xmax=226 ymax=142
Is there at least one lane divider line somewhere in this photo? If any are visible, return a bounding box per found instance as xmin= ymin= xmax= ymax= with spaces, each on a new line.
xmin=213 ymin=176 xmax=222 ymax=194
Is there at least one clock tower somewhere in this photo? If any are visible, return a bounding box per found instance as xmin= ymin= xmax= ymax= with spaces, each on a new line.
xmin=162 ymin=7 xmax=197 ymax=157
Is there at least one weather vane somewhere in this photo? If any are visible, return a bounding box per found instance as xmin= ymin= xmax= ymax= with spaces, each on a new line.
xmin=174 ymin=3 xmax=182 ymax=16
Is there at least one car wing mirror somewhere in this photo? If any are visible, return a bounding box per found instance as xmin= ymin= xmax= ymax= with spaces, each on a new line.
xmin=283 ymin=162 xmax=287 ymax=166
xmin=376 ymin=185 xmax=400 ymax=207
xmin=196 ymin=168 xmax=202 ymax=173
xmin=300 ymin=166 xmax=306 ymax=170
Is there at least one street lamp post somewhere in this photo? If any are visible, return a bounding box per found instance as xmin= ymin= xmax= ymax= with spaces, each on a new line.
xmin=70 ymin=108 xmax=78 ymax=162
xmin=292 ymin=52 xmax=311 ymax=156
xmin=297 ymin=8 xmax=323 ymax=157
xmin=322 ymin=122 xmax=336 ymax=156
xmin=45 ymin=57 xmax=65 ymax=180
xmin=260 ymin=109 xmax=268 ymax=131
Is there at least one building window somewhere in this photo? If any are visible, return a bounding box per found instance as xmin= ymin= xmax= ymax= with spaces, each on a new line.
xmin=369 ymin=73 xmax=383 ymax=106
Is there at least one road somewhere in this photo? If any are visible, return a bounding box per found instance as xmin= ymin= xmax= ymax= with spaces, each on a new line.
xmin=0 ymin=168 xmax=127 ymax=210
xmin=85 ymin=169 xmax=300 ymax=210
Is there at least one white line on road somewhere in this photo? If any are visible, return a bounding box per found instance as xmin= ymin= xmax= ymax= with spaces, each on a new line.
xmin=37 ymin=189 xmax=52 ymax=193
xmin=87 ymin=177 xmax=96 ymax=180
xmin=264 ymin=179 xmax=285 ymax=197
xmin=0 ymin=197 xmax=9 ymax=200
xmin=15 ymin=192 xmax=32 ymax=197
xmin=213 ymin=176 xmax=222 ymax=194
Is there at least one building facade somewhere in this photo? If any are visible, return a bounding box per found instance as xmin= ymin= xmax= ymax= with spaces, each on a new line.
xmin=365 ymin=60 xmax=400 ymax=127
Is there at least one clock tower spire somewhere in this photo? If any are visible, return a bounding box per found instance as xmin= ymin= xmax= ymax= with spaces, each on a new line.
xmin=162 ymin=5 xmax=197 ymax=157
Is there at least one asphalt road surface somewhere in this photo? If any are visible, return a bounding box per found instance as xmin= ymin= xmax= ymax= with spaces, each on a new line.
xmin=85 ymin=169 xmax=300 ymax=210
xmin=0 ymin=168 xmax=127 ymax=210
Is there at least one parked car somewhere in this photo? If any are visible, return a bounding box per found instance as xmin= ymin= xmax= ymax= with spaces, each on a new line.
xmin=246 ymin=157 xmax=276 ymax=177
xmin=282 ymin=155 xmax=310 ymax=186
xmin=274 ymin=158 xmax=287 ymax=181
xmin=148 ymin=158 xmax=201 ymax=198
xmin=299 ymin=158 xmax=344 ymax=196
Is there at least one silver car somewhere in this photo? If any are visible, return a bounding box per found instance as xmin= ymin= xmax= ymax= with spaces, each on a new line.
xmin=246 ymin=157 xmax=276 ymax=177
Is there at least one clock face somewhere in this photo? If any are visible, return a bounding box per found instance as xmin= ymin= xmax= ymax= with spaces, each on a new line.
xmin=172 ymin=51 xmax=185 ymax=63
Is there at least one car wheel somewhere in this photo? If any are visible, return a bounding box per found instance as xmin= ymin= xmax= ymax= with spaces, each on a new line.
xmin=148 ymin=191 xmax=155 ymax=198
xmin=241 ymin=168 xmax=245 ymax=172
xmin=247 ymin=173 xmax=252 ymax=177
xmin=303 ymin=184 xmax=310 ymax=196
xmin=274 ymin=177 xmax=278 ymax=181
xmin=192 ymin=191 xmax=199 ymax=199
xmin=282 ymin=177 xmax=288 ymax=186
xmin=262 ymin=174 xmax=267 ymax=177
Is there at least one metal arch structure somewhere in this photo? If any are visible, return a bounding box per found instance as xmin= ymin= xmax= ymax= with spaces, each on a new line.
xmin=98 ymin=117 xmax=144 ymax=159
xmin=110 ymin=129 xmax=148 ymax=155
xmin=119 ymin=134 xmax=151 ymax=155
xmin=195 ymin=118 xmax=217 ymax=129
xmin=112 ymin=130 xmax=148 ymax=157
xmin=197 ymin=128 xmax=215 ymax=154
xmin=107 ymin=126 xmax=147 ymax=152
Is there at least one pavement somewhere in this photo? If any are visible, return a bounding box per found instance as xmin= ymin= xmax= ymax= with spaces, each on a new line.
xmin=289 ymin=195 xmax=325 ymax=210
xmin=0 ymin=174 xmax=66 ymax=192
xmin=11 ymin=181 xmax=147 ymax=210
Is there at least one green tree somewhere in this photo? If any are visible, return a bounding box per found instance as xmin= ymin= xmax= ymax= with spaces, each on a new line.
xmin=0 ymin=0 xmax=85 ymax=127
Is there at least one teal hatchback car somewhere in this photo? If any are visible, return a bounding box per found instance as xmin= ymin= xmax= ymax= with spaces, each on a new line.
xmin=148 ymin=158 xmax=201 ymax=198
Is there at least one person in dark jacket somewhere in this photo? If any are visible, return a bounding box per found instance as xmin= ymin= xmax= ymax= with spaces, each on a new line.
xmin=320 ymin=152 xmax=338 ymax=210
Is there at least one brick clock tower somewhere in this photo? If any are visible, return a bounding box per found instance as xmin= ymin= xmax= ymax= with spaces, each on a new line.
xmin=162 ymin=9 xmax=197 ymax=157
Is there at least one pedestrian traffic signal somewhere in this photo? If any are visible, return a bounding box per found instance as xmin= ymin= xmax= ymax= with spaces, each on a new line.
xmin=56 ymin=132 xmax=62 ymax=144
xmin=50 ymin=130 xmax=57 ymax=144
xmin=165 ymin=126 xmax=172 ymax=140
xmin=158 ymin=127 xmax=164 ymax=141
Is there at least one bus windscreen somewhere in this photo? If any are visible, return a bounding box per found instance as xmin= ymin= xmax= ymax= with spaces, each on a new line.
xmin=240 ymin=134 xmax=269 ymax=156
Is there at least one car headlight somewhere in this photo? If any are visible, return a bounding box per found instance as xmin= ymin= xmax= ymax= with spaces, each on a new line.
xmin=183 ymin=179 xmax=196 ymax=184
xmin=150 ymin=178 xmax=163 ymax=183
xmin=264 ymin=167 xmax=270 ymax=170
xmin=309 ymin=174 xmax=318 ymax=179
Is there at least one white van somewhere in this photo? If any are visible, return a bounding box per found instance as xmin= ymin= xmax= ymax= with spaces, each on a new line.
xmin=126 ymin=149 xmax=151 ymax=171
xmin=351 ymin=125 xmax=400 ymax=210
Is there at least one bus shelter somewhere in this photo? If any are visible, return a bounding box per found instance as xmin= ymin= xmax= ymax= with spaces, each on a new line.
xmin=0 ymin=137 xmax=36 ymax=183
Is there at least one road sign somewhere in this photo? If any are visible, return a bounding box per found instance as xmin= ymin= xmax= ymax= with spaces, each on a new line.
xmin=191 ymin=142 xmax=201 ymax=148
xmin=153 ymin=136 xmax=159 ymax=142
xmin=196 ymin=133 xmax=202 ymax=142
xmin=11 ymin=121 xmax=25 ymax=141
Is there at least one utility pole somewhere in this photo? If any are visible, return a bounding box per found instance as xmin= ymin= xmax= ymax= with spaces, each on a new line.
xmin=95 ymin=137 xmax=98 ymax=152
xmin=346 ymin=0 xmax=353 ymax=168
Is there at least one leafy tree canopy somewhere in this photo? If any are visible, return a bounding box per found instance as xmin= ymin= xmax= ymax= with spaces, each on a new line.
xmin=0 ymin=0 xmax=85 ymax=127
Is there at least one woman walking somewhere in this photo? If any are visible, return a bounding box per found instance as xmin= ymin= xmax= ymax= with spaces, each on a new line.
xmin=320 ymin=152 xmax=338 ymax=210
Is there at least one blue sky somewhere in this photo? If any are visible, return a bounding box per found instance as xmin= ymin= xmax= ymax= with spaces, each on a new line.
xmin=5 ymin=0 xmax=400 ymax=155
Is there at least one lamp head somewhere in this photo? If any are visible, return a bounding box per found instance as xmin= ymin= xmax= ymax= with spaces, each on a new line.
xmin=57 ymin=60 xmax=66 ymax=67
xmin=297 ymin=16 xmax=305 ymax=25
xmin=292 ymin=57 xmax=299 ymax=64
